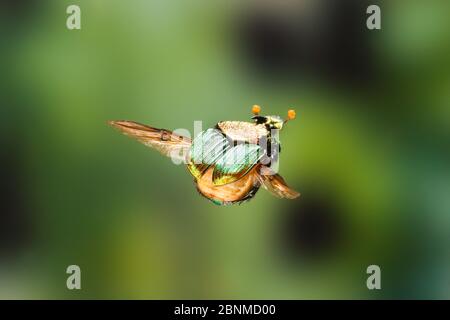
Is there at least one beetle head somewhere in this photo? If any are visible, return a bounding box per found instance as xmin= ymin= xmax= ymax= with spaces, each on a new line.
xmin=251 ymin=105 xmax=296 ymax=130
xmin=252 ymin=115 xmax=284 ymax=129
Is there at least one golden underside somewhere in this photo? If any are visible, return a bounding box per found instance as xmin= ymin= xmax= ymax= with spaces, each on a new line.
xmin=194 ymin=166 xmax=260 ymax=204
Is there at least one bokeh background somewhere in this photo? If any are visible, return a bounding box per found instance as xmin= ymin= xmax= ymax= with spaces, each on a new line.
xmin=1 ymin=0 xmax=449 ymax=299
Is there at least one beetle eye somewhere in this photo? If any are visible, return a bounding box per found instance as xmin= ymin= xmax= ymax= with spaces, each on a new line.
xmin=252 ymin=115 xmax=267 ymax=124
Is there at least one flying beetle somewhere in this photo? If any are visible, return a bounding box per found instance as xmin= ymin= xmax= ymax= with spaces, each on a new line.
xmin=109 ymin=105 xmax=300 ymax=205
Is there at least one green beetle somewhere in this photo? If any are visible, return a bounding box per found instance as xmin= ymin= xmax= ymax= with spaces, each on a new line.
xmin=110 ymin=105 xmax=300 ymax=205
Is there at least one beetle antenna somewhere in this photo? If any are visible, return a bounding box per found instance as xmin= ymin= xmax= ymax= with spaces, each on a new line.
xmin=252 ymin=104 xmax=261 ymax=116
xmin=284 ymin=109 xmax=296 ymax=123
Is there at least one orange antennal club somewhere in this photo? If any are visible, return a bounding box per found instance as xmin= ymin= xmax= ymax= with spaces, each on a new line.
xmin=285 ymin=109 xmax=296 ymax=122
xmin=252 ymin=104 xmax=261 ymax=115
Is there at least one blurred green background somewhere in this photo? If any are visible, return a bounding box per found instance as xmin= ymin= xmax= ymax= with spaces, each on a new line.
xmin=0 ymin=0 xmax=449 ymax=299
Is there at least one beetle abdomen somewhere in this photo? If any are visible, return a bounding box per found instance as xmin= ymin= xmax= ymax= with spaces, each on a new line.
xmin=195 ymin=166 xmax=261 ymax=205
